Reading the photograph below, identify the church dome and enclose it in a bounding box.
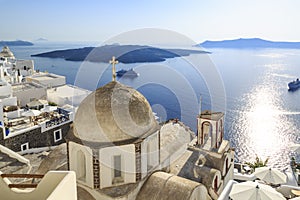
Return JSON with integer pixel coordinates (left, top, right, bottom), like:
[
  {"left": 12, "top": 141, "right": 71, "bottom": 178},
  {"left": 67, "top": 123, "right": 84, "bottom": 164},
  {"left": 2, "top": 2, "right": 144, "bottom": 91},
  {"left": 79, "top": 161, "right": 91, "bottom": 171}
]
[
  {"left": 73, "top": 81, "right": 158, "bottom": 143},
  {"left": 0, "top": 46, "right": 15, "bottom": 58}
]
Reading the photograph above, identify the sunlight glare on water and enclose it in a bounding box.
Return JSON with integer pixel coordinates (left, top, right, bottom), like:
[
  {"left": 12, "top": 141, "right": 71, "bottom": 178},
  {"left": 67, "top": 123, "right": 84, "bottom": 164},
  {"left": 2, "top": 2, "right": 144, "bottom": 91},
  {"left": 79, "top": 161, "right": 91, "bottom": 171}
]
[{"left": 230, "top": 66, "right": 296, "bottom": 170}]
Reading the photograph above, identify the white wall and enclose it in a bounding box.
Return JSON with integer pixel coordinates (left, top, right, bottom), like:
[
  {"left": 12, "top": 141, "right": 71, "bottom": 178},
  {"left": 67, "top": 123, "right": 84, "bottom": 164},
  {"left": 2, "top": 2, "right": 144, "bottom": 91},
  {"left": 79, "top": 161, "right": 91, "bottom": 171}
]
[
  {"left": 140, "top": 132, "right": 160, "bottom": 178},
  {"left": 47, "top": 94, "right": 87, "bottom": 107},
  {"left": 69, "top": 142, "right": 94, "bottom": 188},
  {"left": 145, "top": 131, "right": 159, "bottom": 171},
  {"left": 47, "top": 85, "right": 91, "bottom": 107},
  {"left": 12, "top": 84, "right": 47, "bottom": 107},
  {"left": 1, "top": 96, "right": 17, "bottom": 106},
  {"left": 141, "top": 141, "right": 148, "bottom": 179},
  {"left": 0, "top": 83, "right": 12, "bottom": 98},
  {"left": 99, "top": 144, "right": 136, "bottom": 189},
  {"left": 6, "top": 109, "right": 24, "bottom": 119}
]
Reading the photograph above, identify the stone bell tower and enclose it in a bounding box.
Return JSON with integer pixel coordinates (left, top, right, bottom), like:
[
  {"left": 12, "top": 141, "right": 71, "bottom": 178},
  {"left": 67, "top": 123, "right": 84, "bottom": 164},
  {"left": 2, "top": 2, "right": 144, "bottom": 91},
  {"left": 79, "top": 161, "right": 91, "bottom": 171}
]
[{"left": 197, "top": 110, "right": 224, "bottom": 150}]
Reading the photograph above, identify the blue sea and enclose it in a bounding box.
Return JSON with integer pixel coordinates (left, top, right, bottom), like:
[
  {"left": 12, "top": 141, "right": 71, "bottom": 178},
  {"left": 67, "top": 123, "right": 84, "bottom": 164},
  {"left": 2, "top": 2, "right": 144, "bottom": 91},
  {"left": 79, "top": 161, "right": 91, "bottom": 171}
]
[{"left": 5, "top": 42, "right": 300, "bottom": 169}]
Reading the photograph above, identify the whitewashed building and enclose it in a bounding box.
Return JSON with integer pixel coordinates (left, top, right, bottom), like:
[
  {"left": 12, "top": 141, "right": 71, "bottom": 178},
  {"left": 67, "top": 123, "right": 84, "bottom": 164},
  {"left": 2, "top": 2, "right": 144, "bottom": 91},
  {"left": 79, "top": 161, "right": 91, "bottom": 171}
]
[
  {"left": 12, "top": 82, "right": 47, "bottom": 107},
  {"left": 67, "top": 81, "right": 160, "bottom": 190}
]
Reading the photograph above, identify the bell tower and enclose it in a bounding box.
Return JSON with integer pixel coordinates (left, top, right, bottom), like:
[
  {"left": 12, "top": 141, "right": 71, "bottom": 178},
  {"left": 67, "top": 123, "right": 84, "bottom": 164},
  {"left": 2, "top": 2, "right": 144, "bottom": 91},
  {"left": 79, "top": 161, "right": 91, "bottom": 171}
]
[{"left": 197, "top": 111, "right": 224, "bottom": 149}]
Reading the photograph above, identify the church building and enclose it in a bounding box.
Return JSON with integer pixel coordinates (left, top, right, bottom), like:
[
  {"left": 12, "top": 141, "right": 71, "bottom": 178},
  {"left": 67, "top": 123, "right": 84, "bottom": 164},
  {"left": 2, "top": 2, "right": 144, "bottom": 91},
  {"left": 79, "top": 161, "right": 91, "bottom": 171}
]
[{"left": 66, "top": 57, "right": 234, "bottom": 200}]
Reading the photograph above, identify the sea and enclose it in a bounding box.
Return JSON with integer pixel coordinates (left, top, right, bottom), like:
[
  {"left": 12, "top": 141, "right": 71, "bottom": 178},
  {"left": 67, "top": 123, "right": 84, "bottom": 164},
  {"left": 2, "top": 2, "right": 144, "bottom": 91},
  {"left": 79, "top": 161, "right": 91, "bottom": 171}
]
[{"left": 4, "top": 42, "right": 300, "bottom": 169}]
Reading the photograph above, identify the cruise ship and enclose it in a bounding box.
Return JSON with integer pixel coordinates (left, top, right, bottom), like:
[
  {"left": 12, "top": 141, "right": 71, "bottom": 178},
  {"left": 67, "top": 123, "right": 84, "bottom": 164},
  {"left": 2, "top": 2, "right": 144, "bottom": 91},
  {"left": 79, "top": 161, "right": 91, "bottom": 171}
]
[{"left": 288, "top": 78, "right": 300, "bottom": 91}]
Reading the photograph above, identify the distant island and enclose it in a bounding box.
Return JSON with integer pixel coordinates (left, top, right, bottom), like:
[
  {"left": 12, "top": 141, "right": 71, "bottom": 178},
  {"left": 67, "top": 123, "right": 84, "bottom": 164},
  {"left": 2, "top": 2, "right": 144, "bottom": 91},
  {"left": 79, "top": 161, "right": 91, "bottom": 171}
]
[
  {"left": 199, "top": 38, "right": 300, "bottom": 49},
  {"left": 31, "top": 44, "right": 209, "bottom": 63},
  {"left": 35, "top": 38, "right": 48, "bottom": 42},
  {"left": 0, "top": 40, "right": 34, "bottom": 46}
]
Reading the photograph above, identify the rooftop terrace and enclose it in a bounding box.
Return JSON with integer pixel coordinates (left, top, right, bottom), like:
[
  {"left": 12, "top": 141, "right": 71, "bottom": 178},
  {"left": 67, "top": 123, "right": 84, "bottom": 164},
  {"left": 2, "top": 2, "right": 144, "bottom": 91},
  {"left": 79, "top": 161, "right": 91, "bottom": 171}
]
[{"left": 11, "top": 82, "right": 43, "bottom": 93}]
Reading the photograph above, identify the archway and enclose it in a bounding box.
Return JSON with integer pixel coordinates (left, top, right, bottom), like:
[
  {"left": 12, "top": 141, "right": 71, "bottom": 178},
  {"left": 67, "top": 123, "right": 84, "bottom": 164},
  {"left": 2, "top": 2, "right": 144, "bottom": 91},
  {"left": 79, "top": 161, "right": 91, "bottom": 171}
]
[
  {"left": 201, "top": 121, "right": 213, "bottom": 146},
  {"left": 214, "top": 176, "right": 218, "bottom": 192}
]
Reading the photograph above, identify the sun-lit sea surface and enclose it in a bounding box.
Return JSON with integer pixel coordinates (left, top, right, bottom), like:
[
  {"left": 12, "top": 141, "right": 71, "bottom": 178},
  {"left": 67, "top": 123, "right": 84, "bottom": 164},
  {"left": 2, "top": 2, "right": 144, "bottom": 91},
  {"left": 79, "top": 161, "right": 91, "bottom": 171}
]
[
  {"left": 212, "top": 48, "right": 300, "bottom": 169},
  {"left": 5, "top": 42, "right": 300, "bottom": 169}
]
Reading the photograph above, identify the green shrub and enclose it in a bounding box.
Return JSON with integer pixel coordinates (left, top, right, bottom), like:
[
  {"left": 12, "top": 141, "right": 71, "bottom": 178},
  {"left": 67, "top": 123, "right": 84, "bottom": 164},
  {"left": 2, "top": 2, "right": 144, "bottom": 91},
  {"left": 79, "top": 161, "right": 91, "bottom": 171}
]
[
  {"left": 48, "top": 101, "right": 58, "bottom": 106},
  {"left": 245, "top": 156, "right": 269, "bottom": 170}
]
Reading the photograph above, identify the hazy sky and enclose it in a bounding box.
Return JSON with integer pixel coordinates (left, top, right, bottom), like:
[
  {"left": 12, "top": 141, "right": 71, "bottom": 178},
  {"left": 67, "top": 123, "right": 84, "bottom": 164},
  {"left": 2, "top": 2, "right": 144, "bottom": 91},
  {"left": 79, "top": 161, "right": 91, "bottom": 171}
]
[{"left": 1, "top": 0, "right": 300, "bottom": 43}]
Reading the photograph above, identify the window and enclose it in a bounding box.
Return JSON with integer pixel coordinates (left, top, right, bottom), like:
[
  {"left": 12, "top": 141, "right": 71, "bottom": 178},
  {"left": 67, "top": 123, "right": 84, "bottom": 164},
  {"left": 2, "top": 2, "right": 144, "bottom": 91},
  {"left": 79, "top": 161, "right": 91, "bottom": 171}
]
[
  {"left": 114, "top": 155, "right": 122, "bottom": 178},
  {"left": 77, "top": 150, "right": 86, "bottom": 182},
  {"left": 226, "top": 158, "right": 229, "bottom": 172},
  {"left": 21, "top": 143, "right": 29, "bottom": 152},
  {"left": 201, "top": 121, "right": 212, "bottom": 145},
  {"left": 53, "top": 129, "right": 62, "bottom": 142},
  {"left": 112, "top": 154, "right": 123, "bottom": 184},
  {"left": 147, "top": 143, "right": 153, "bottom": 171},
  {"left": 214, "top": 176, "right": 218, "bottom": 192}
]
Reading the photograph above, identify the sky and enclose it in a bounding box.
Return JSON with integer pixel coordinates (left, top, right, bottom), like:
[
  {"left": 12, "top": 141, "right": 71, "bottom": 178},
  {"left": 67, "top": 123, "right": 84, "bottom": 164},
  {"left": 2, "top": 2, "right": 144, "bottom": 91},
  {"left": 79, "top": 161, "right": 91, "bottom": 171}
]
[{"left": 1, "top": 0, "right": 300, "bottom": 43}]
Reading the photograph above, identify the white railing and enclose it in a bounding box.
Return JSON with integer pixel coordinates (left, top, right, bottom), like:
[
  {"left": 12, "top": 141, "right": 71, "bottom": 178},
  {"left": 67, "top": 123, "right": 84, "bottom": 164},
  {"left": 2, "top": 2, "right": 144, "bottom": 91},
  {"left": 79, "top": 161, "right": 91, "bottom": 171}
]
[{"left": 40, "top": 110, "right": 73, "bottom": 132}]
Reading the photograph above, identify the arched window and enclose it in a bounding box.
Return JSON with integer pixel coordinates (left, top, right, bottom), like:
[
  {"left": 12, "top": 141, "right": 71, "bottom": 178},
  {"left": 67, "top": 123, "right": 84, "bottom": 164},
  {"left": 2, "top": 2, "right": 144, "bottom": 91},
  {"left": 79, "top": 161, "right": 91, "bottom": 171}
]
[
  {"left": 214, "top": 176, "right": 218, "bottom": 192},
  {"left": 77, "top": 150, "right": 86, "bottom": 182},
  {"left": 201, "top": 121, "right": 212, "bottom": 145},
  {"left": 225, "top": 157, "right": 229, "bottom": 173}
]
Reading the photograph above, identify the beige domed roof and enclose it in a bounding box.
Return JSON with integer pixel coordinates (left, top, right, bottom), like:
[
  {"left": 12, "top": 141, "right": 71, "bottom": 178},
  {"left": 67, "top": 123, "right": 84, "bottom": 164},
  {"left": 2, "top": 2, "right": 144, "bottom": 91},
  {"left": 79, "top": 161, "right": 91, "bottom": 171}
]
[
  {"left": 0, "top": 46, "right": 15, "bottom": 58},
  {"left": 73, "top": 81, "right": 158, "bottom": 144}
]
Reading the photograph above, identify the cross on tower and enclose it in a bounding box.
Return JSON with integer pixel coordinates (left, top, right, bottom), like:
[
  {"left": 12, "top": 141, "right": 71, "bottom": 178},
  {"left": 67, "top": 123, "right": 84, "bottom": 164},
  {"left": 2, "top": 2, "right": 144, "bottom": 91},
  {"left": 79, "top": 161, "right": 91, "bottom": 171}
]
[{"left": 109, "top": 56, "right": 119, "bottom": 81}]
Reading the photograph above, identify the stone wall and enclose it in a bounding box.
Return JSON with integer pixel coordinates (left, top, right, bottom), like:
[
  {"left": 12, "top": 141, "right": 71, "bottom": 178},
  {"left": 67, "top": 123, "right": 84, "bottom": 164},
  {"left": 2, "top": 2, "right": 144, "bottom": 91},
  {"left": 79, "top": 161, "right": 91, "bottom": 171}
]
[
  {"left": 0, "top": 122, "right": 71, "bottom": 152},
  {"left": 0, "top": 128, "right": 3, "bottom": 140}
]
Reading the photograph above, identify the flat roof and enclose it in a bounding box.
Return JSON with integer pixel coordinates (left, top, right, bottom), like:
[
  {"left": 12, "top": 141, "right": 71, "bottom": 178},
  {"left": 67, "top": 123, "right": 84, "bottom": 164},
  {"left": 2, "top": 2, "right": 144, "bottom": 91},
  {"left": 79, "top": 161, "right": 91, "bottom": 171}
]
[
  {"left": 28, "top": 72, "right": 65, "bottom": 80},
  {"left": 200, "top": 110, "right": 224, "bottom": 121},
  {"left": 12, "top": 82, "right": 43, "bottom": 92},
  {"left": 47, "top": 84, "right": 91, "bottom": 98},
  {"left": 32, "top": 76, "right": 57, "bottom": 81}
]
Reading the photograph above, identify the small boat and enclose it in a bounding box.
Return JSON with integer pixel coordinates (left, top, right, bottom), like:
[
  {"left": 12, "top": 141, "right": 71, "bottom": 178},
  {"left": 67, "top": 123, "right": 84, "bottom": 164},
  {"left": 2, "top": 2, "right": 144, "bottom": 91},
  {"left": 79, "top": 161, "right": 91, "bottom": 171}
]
[
  {"left": 288, "top": 78, "right": 300, "bottom": 91},
  {"left": 116, "top": 68, "right": 139, "bottom": 77}
]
